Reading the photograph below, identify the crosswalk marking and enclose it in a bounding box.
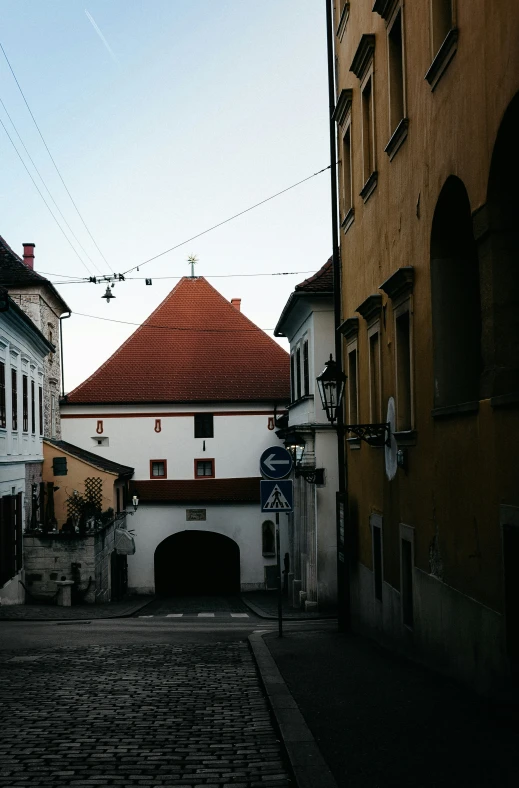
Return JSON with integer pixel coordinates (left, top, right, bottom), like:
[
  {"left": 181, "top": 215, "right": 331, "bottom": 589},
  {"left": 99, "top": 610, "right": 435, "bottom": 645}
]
[
  {"left": 230, "top": 613, "right": 249, "bottom": 618},
  {"left": 198, "top": 613, "right": 215, "bottom": 617},
  {"left": 138, "top": 615, "right": 154, "bottom": 618},
  {"left": 137, "top": 612, "right": 251, "bottom": 619},
  {"left": 166, "top": 613, "right": 183, "bottom": 617}
]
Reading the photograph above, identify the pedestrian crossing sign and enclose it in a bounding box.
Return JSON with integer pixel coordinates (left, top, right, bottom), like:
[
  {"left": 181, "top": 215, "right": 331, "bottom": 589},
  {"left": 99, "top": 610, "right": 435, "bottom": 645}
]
[{"left": 260, "top": 480, "right": 293, "bottom": 512}]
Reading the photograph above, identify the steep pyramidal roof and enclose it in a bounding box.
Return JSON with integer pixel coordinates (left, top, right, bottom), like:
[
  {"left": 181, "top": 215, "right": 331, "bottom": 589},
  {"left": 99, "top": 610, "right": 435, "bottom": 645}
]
[{"left": 66, "top": 277, "right": 290, "bottom": 404}]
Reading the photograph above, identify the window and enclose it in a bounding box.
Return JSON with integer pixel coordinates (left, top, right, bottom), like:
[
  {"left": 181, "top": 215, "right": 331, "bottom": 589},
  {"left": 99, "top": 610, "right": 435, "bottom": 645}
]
[
  {"left": 362, "top": 75, "right": 375, "bottom": 184},
  {"left": 38, "top": 387, "right": 43, "bottom": 436},
  {"left": 52, "top": 457, "right": 67, "bottom": 476},
  {"left": 30, "top": 380, "right": 35, "bottom": 434},
  {"left": 150, "top": 460, "right": 167, "bottom": 478},
  {"left": 22, "top": 375, "right": 28, "bottom": 432},
  {"left": 0, "top": 362, "right": 5, "bottom": 428},
  {"left": 262, "top": 520, "right": 276, "bottom": 557},
  {"left": 11, "top": 369, "right": 17, "bottom": 431},
  {"left": 387, "top": 9, "right": 406, "bottom": 140},
  {"left": 395, "top": 310, "right": 412, "bottom": 430},
  {"left": 50, "top": 394, "right": 57, "bottom": 438},
  {"left": 371, "top": 514, "right": 383, "bottom": 602},
  {"left": 296, "top": 346, "right": 301, "bottom": 400},
  {"left": 303, "top": 340, "right": 309, "bottom": 396},
  {"left": 347, "top": 347, "right": 358, "bottom": 424},
  {"left": 342, "top": 120, "right": 353, "bottom": 222},
  {"left": 431, "top": 0, "right": 453, "bottom": 57},
  {"left": 369, "top": 329, "right": 381, "bottom": 423},
  {"left": 290, "top": 353, "right": 295, "bottom": 402},
  {"left": 195, "top": 459, "right": 215, "bottom": 478},
  {"left": 400, "top": 525, "right": 414, "bottom": 628},
  {"left": 194, "top": 413, "right": 213, "bottom": 439}
]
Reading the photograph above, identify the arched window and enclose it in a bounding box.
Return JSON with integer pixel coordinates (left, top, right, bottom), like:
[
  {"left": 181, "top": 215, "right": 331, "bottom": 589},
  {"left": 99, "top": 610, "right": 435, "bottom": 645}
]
[{"left": 430, "top": 176, "right": 481, "bottom": 409}]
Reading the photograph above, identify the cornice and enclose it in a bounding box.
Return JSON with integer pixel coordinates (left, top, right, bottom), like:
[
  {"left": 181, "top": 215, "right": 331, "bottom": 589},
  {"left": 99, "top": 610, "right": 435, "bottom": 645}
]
[
  {"left": 332, "top": 89, "right": 353, "bottom": 126},
  {"left": 356, "top": 294, "right": 383, "bottom": 323},
  {"left": 379, "top": 267, "right": 414, "bottom": 301},
  {"left": 372, "top": 0, "right": 399, "bottom": 21},
  {"left": 337, "top": 316, "right": 359, "bottom": 340},
  {"left": 350, "top": 34, "right": 375, "bottom": 80}
]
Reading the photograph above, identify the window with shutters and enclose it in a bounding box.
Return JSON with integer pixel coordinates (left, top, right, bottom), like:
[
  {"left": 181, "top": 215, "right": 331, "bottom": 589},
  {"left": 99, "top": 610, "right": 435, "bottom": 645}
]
[
  {"left": 194, "top": 413, "right": 214, "bottom": 439},
  {"left": 11, "top": 369, "right": 17, "bottom": 431},
  {"left": 38, "top": 387, "right": 43, "bottom": 436},
  {"left": 22, "top": 375, "right": 28, "bottom": 432},
  {"left": 303, "top": 340, "right": 310, "bottom": 396},
  {"left": 31, "top": 380, "right": 35, "bottom": 434},
  {"left": 0, "top": 362, "right": 5, "bottom": 428},
  {"left": 296, "top": 346, "right": 301, "bottom": 400}
]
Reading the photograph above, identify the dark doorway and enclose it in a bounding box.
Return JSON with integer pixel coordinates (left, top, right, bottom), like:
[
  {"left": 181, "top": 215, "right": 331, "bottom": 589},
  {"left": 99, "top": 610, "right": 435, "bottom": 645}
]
[
  {"left": 154, "top": 530, "right": 240, "bottom": 596},
  {"left": 110, "top": 552, "right": 128, "bottom": 601}
]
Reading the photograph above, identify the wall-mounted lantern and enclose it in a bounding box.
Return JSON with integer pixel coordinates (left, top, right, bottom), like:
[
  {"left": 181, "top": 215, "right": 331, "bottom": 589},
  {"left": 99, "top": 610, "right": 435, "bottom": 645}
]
[{"left": 132, "top": 495, "right": 139, "bottom": 512}]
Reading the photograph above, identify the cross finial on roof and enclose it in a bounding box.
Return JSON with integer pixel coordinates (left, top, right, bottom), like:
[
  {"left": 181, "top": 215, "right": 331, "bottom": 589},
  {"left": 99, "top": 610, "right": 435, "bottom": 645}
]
[{"left": 187, "top": 255, "right": 198, "bottom": 278}]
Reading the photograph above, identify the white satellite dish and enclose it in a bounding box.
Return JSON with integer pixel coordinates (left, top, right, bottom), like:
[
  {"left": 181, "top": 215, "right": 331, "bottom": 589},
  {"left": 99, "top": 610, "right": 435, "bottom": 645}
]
[{"left": 385, "top": 397, "right": 398, "bottom": 481}]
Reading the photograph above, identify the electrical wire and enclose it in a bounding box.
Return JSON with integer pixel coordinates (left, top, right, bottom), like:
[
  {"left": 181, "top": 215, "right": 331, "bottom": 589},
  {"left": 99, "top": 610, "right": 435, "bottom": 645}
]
[
  {"left": 120, "top": 164, "right": 331, "bottom": 276},
  {"left": 0, "top": 97, "right": 102, "bottom": 274},
  {"left": 0, "top": 39, "right": 108, "bottom": 272},
  {"left": 72, "top": 311, "right": 277, "bottom": 333},
  {"left": 0, "top": 115, "right": 95, "bottom": 276},
  {"left": 38, "top": 269, "right": 318, "bottom": 285}
]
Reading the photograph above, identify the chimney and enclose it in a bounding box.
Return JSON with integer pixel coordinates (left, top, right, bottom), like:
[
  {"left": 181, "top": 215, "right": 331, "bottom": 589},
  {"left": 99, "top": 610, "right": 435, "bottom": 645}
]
[
  {"left": 23, "top": 243, "right": 35, "bottom": 270},
  {"left": 231, "top": 298, "right": 241, "bottom": 311}
]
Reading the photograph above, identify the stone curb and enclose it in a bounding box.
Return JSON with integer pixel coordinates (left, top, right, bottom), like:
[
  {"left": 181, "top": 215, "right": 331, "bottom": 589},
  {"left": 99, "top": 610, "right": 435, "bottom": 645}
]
[
  {"left": 241, "top": 595, "right": 337, "bottom": 621},
  {"left": 0, "top": 596, "right": 155, "bottom": 622},
  {"left": 249, "top": 631, "right": 339, "bottom": 788}
]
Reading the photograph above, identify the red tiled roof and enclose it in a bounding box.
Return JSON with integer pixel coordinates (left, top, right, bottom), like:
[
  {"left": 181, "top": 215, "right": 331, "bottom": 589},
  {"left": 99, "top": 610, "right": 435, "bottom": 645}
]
[
  {"left": 131, "top": 477, "right": 260, "bottom": 503},
  {"left": 66, "top": 277, "right": 290, "bottom": 404},
  {"left": 295, "top": 257, "right": 333, "bottom": 292}
]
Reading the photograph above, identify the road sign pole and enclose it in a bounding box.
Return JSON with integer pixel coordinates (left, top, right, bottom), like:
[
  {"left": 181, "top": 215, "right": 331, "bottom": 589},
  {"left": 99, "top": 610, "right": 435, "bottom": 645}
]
[{"left": 276, "top": 512, "right": 282, "bottom": 638}]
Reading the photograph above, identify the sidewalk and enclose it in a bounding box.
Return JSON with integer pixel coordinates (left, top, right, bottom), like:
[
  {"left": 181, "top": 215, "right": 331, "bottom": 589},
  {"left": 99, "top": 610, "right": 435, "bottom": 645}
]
[
  {"left": 253, "top": 625, "right": 519, "bottom": 788},
  {"left": 242, "top": 590, "right": 337, "bottom": 620},
  {"left": 0, "top": 594, "right": 153, "bottom": 621}
]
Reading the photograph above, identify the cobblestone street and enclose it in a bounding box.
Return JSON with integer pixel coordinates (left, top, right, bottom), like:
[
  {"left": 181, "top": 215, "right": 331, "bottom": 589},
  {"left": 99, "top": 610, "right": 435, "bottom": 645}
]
[{"left": 0, "top": 641, "right": 292, "bottom": 788}]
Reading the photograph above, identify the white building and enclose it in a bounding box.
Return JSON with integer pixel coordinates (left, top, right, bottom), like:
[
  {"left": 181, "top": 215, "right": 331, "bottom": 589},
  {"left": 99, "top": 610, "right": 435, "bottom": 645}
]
[
  {"left": 274, "top": 259, "right": 339, "bottom": 611},
  {"left": 0, "top": 290, "right": 53, "bottom": 604},
  {"left": 61, "top": 276, "right": 290, "bottom": 595}
]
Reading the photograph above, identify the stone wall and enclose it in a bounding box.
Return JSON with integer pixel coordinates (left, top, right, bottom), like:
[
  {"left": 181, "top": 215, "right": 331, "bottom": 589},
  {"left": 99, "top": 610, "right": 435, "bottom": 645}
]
[
  {"left": 24, "top": 520, "right": 118, "bottom": 604},
  {"left": 24, "top": 462, "right": 43, "bottom": 531}
]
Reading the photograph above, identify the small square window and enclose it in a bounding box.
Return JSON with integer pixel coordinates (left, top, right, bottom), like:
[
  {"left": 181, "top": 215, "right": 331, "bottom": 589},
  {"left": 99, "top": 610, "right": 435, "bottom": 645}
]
[
  {"left": 150, "top": 460, "right": 167, "bottom": 478},
  {"left": 194, "top": 413, "right": 213, "bottom": 438},
  {"left": 195, "top": 459, "right": 215, "bottom": 478}
]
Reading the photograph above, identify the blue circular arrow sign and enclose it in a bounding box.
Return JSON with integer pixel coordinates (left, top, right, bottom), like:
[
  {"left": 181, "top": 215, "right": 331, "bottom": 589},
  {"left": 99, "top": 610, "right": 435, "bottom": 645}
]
[{"left": 260, "top": 445, "right": 293, "bottom": 480}]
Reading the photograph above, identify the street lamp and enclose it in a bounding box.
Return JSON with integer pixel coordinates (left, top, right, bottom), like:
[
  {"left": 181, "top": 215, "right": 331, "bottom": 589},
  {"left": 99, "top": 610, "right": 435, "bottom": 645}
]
[
  {"left": 316, "top": 355, "right": 346, "bottom": 425},
  {"left": 284, "top": 432, "right": 324, "bottom": 485},
  {"left": 132, "top": 495, "right": 139, "bottom": 512}
]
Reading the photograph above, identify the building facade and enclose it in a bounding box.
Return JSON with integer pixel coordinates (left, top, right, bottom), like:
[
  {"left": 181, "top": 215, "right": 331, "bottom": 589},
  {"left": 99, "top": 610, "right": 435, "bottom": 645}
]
[
  {"left": 332, "top": 0, "right": 519, "bottom": 693},
  {"left": 274, "top": 259, "right": 338, "bottom": 611},
  {"left": 0, "top": 292, "right": 53, "bottom": 604},
  {"left": 61, "top": 276, "right": 290, "bottom": 596},
  {"left": 1, "top": 237, "right": 70, "bottom": 440}
]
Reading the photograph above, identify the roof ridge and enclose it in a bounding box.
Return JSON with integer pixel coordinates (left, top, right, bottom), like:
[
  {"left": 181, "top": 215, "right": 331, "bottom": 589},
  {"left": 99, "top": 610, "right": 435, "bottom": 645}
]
[{"left": 295, "top": 257, "right": 333, "bottom": 291}]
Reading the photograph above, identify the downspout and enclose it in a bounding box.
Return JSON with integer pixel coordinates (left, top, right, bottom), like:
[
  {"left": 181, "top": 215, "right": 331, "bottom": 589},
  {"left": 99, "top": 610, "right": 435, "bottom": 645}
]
[
  {"left": 59, "top": 312, "right": 71, "bottom": 397},
  {"left": 326, "top": 0, "right": 351, "bottom": 632}
]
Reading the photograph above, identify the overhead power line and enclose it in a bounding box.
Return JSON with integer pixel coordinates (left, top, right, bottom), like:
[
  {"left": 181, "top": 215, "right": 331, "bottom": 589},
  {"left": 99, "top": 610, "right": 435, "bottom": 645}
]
[
  {"left": 0, "top": 115, "right": 95, "bottom": 276},
  {"left": 0, "top": 97, "right": 102, "bottom": 274},
  {"left": 73, "top": 311, "right": 277, "bottom": 333},
  {"left": 0, "top": 39, "right": 108, "bottom": 272},
  {"left": 121, "top": 164, "right": 332, "bottom": 276},
  {"left": 39, "top": 269, "right": 318, "bottom": 285}
]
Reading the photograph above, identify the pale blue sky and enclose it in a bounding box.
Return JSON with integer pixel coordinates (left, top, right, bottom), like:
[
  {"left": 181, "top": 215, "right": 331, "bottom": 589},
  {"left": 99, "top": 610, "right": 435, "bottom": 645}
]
[{"left": 0, "top": 1, "right": 332, "bottom": 391}]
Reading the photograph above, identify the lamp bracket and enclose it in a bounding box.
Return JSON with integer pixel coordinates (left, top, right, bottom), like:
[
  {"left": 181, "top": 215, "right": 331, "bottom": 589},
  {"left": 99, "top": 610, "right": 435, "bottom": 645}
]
[
  {"left": 344, "top": 422, "right": 390, "bottom": 447},
  {"left": 295, "top": 467, "right": 325, "bottom": 485}
]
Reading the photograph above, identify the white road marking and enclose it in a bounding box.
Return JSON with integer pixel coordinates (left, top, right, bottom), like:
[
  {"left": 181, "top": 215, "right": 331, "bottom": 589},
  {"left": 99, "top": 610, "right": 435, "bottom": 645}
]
[
  {"left": 230, "top": 613, "right": 249, "bottom": 618},
  {"left": 138, "top": 615, "right": 154, "bottom": 618},
  {"left": 198, "top": 613, "right": 215, "bottom": 617},
  {"left": 166, "top": 613, "right": 183, "bottom": 617}
]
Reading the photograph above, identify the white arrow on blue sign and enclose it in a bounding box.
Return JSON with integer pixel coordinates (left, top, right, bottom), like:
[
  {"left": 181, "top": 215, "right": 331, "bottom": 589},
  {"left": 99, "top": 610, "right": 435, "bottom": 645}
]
[{"left": 259, "top": 445, "right": 293, "bottom": 480}]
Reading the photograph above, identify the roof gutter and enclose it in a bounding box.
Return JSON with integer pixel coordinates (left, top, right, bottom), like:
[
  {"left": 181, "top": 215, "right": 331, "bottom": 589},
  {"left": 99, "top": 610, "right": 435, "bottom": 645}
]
[{"left": 59, "top": 311, "right": 72, "bottom": 397}]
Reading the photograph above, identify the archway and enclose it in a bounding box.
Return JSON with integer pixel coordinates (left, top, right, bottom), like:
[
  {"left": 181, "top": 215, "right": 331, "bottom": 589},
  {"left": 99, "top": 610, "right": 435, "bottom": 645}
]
[
  {"left": 430, "top": 175, "right": 481, "bottom": 408},
  {"left": 154, "top": 530, "right": 240, "bottom": 596}
]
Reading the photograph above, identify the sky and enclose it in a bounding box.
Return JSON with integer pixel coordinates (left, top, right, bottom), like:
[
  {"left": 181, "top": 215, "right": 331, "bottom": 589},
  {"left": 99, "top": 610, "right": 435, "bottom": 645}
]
[{"left": 0, "top": 1, "right": 332, "bottom": 392}]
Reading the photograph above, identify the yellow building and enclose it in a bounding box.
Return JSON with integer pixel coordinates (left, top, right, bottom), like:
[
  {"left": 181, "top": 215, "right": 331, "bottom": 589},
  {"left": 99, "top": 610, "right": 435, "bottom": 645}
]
[{"left": 332, "top": 0, "right": 519, "bottom": 693}]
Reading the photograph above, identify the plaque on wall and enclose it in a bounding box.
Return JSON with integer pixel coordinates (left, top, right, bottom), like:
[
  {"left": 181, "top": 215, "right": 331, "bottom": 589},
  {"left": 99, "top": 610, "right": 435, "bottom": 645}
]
[{"left": 186, "top": 509, "right": 206, "bottom": 521}]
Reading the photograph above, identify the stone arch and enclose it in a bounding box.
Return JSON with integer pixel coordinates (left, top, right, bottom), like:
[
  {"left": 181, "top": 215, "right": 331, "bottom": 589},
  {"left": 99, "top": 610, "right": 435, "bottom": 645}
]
[
  {"left": 430, "top": 176, "right": 482, "bottom": 408},
  {"left": 154, "top": 529, "right": 240, "bottom": 595},
  {"left": 478, "top": 92, "right": 519, "bottom": 398}
]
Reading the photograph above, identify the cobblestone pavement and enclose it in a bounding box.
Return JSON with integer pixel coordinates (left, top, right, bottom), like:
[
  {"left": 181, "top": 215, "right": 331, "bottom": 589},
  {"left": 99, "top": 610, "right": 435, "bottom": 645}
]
[
  {"left": 0, "top": 595, "right": 153, "bottom": 621},
  {"left": 0, "top": 641, "right": 292, "bottom": 788}
]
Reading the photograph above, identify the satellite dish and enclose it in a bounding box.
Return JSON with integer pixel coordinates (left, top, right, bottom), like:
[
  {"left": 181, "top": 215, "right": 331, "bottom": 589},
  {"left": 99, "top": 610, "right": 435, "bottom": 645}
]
[{"left": 385, "top": 397, "right": 398, "bottom": 481}]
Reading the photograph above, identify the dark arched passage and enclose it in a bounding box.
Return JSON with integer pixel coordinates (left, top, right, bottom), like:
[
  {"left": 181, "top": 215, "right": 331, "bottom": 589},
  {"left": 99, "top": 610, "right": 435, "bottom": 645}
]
[{"left": 154, "top": 530, "right": 240, "bottom": 596}]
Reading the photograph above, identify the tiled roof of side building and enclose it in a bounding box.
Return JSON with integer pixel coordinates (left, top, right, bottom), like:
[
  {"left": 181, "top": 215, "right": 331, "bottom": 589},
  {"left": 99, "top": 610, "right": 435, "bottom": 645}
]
[
  {"left": 130, "top": 478, "right": 260, "bottom": 503},
  {"left": 44, "top": 439, "right": 134, "bottom": 477},
  {"left": 0, "top": 235, "right": 70, "bottom": 312},
  {"left": 294, "top": 257, "right": 333, "bottom": 292},
  {"left": 65, "top": 277, "right": 290, "bottom": 404}
]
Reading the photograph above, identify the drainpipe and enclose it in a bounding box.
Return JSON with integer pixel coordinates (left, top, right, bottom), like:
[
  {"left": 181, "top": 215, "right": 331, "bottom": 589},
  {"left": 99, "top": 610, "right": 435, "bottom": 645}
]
[
  {"left": 59, "top": 312, "right": 72, "bottom": 398},
  {"left": 326, "top": 0, "right": 351, "bottom": 632}
]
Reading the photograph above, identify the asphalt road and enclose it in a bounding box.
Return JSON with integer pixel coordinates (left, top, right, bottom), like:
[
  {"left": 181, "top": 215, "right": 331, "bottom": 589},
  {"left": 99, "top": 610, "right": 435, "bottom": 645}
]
[{"left": 0, "top": 596, "right": 303, "bottom": 788}]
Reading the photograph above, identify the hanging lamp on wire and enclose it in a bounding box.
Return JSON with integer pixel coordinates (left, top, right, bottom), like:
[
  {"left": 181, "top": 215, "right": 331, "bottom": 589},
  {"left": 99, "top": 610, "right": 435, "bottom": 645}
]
[{"left": 101, "top": 285, "right": 115, "bottom": 304}]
